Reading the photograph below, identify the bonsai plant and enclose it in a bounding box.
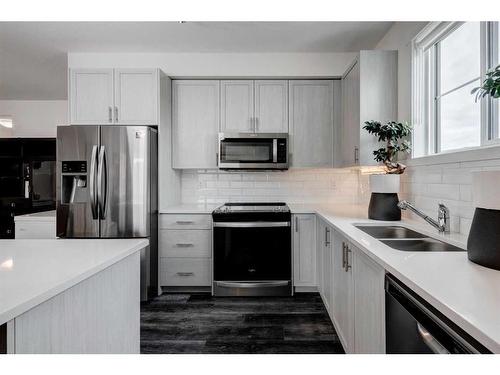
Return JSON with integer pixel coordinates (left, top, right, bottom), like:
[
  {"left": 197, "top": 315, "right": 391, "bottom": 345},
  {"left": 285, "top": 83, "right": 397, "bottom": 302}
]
[
  {"left": 362, "top": 120, "right": 411, "bottom": 221},
  {"left": 471, "top": 64, "right": 500, "bottom": 101},
  {"left": 363, "top": 120, "right": 412, "bottom": 174}
]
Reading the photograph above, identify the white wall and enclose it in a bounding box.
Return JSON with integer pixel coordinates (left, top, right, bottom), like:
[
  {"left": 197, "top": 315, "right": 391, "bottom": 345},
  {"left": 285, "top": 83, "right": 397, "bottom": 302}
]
[
  {"left": 0, "top": 100, "right": 67, "bottom": 138},
  {"left": 67, "top": 52, "right": 356, "bottom": 78}
]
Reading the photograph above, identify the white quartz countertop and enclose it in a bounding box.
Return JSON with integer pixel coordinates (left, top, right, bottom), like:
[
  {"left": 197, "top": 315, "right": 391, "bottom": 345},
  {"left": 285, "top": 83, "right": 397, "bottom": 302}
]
[
  {"left": 310, "top": 204, "right": 500, "bottom": 353},
  {"left": 14, "top": 210, "right": 56, "bottom": 222},
  {"left": 160, "top": 202, "right": 500, "bottom": 352},
  {"left": 0, "top": 238, "right": 148, "bottom": 326}
]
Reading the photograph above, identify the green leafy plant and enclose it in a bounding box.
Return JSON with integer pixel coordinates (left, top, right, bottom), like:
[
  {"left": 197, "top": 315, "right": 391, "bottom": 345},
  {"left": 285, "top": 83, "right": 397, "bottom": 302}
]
[
  {"left": 471, "top": 64, "right": 500, "bottom": 101},
  {"left": 363, "top": 121, "right": 412, "bottom": 174}
]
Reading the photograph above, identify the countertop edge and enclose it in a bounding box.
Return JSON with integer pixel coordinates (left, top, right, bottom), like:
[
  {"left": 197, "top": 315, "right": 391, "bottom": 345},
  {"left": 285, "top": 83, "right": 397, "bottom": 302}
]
[{"left": 0, "top": 239, "right": 148, "bottom": 326}]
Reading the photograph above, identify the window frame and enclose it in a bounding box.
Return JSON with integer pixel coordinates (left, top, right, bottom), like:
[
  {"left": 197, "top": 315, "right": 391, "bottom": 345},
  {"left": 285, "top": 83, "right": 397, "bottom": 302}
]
[{"left": 412, "top": 21, "right": 500, "bottom": 158}]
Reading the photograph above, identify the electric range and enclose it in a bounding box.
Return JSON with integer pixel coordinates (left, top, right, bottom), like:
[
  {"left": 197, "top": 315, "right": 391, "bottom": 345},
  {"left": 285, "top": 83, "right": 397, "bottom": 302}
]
[{"left": 212, "top": 202, "right": 292, "bottom": 296}]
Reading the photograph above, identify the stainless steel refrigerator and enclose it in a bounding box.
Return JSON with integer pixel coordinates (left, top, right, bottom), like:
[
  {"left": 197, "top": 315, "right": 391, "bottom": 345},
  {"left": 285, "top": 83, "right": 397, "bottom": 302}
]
[{"left": 56, "top": 125, "right": 158, "bottom": 301}]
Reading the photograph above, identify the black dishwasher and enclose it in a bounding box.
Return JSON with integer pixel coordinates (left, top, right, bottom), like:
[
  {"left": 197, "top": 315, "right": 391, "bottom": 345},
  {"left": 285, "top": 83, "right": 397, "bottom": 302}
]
[{"left": 385, "top": 274, "right": 490, "bottom": 354}]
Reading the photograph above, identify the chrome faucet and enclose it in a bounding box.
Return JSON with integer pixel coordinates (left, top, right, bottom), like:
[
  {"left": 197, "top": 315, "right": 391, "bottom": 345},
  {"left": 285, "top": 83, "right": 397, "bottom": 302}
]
[{"left": 397, "top": 200, "right": 450, "bottom": 233}]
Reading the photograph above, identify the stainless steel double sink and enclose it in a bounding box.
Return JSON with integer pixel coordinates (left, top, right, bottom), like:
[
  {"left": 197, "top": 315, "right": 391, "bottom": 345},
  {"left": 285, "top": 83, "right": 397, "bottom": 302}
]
[{"left": 354, "top": 225, "right": 465, "bottom": 252}]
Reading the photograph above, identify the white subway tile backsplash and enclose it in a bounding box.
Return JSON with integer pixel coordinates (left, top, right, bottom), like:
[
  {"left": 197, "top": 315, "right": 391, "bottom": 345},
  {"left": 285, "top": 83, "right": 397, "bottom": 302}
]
[
  {"left": 402, "top": 157, "right": 500, "bottom": 237},
  {"left": 459, "top": 185, "right": 472, "bottom": 202},
  {"left": 180, "top": 158, "right": 496, "bottom": 237},
  {"left": 181, "top": 169, "right": 360, "bottom": 206},
  {"left": 425, "top": 184, "right": 460, "bottom": 201},
  {"left": 460, "top": 217, "right": 473, "bottom": 235}
]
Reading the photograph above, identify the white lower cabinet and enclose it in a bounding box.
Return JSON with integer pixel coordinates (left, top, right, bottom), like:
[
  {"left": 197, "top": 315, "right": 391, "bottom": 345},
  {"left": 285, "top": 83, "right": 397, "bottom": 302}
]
[
  {"left": 331, "top": 230, "right": 355, "bottom": 353},
  {"left": 15, "top": 221, "right": 56, "bottom": 239},
  {"left": 159, "top": 214, "right": 212, "bottom": 288},
  {"left": 322, "top": 225, "right": 333, "bottom": 317},
  {"left": 353, "top": 245, "right": 385, "bottom": 353},
  {"left": 319, "top": 228, "right": 385, "bottom": 354},
  {"left": 160, "top": 258, "right": 211, "bottom": 286},
  {"left": 292, "top": 214, "right": 317, "bottom": 288},
  {"left": 317, "top": 219, "right": 333, "bottom": 313}
]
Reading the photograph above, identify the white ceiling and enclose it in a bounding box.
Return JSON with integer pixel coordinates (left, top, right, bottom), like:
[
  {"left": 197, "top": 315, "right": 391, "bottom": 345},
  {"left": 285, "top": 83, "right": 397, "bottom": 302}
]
[{"left": 0, "top": 22, "right": 393, "bottom": 100}]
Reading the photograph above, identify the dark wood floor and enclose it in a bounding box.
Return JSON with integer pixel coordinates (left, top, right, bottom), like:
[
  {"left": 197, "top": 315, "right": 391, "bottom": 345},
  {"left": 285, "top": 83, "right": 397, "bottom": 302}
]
[{"left": 140, "top": 293, "right": 345, "bottom": 354}]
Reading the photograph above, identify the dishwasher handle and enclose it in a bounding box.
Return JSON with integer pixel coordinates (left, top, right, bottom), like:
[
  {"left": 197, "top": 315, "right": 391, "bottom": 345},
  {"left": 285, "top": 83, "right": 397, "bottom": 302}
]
[{"left": 417, "top": 323, "right": 450, "bottom": 354}]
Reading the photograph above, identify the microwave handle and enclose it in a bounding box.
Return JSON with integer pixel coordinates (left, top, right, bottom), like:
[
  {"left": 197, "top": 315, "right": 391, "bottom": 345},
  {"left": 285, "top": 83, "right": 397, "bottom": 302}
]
[{"left": 272, "top": 139, "right": 277, "bottom": 163}]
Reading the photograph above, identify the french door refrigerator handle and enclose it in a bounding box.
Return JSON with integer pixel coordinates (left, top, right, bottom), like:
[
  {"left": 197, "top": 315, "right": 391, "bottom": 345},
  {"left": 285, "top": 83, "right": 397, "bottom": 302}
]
[
  {"left": 89, "top": 145, "right": 98, "bottom": 220},
  {"left": 97, "top": 145, "right": 108, "bottom": 220}
]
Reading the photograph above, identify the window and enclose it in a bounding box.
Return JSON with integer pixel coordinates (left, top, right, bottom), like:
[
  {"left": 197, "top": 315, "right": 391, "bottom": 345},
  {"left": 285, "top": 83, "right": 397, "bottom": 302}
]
[{"left": 412, "top": 22, "right": 500, "bottom": 157}]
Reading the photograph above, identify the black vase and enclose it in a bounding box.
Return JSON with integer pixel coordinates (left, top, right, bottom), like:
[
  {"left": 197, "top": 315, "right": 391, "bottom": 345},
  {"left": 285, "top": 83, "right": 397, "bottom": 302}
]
[
  {"left": 368, "top": 193, "right": 401, "bottom": 221},
  {"left": 467, "top": 207, "right": 500, "bottom": 270}
]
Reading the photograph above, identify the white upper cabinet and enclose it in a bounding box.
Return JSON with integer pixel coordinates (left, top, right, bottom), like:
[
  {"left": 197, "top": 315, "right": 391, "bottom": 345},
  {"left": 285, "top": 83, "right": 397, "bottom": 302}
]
[
  {"left": 70, "top": 69, "right": 114, "bottom": 125},
  {"left": 220, "top": 80, "right": 254, "bottom": 133},
  {"left": 341, "top": 62, "right": 361, "bottom": 167},
  {"left": 292, "top": 214, "right": 317, "bottom": 287},
  {"left": 172, "top": 80, "right": 220, "bottom": 169},
  {"left": 220, "top": 80, "right": 289, "bottom": 133},
  {"left": 254, "top": 80, "right": 288, "bottom": 133},
  {"left": 289, "top": 80, "right": 335, "bottom": 168},
  {"left": 114, "top": 69, "right": 159, "bottom": 125},
  {"left": 69, "top": 68, "right": 159, "bottom": 125},
  {"left": 339, "top": 50, "right": 398, "bottom": 167}
]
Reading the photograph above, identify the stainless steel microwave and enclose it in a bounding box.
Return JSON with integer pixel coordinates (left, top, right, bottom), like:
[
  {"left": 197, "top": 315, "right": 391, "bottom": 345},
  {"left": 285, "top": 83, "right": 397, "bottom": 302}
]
[{"left": 218, "top": 133, "right": 289, "bottom": 170}]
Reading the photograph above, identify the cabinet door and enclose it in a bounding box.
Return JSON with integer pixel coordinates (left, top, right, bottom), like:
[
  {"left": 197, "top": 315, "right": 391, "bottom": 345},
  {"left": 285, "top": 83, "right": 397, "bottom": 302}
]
[
  {"left": 293, "top": 214, "right": 316, "bottom": 287},
  {"left": 114, "top": 69, "right": 159, "bottom": 125},
  {"left": 316, "top": 219, "right": 326, "bottom": 296},
  {"left": 341, "top": 61, "right": 360, "bottom": 167},
  {"left": 331, "top": 230, "right": 354, "bottom": 353},
  {"left": 322, "top": 226, "right": 333, "bottom": 315},
  {"left": 289, "top": 80, "right": 334, "bottom": 167},
  {"left": 353, "top": 246, "right": 385, "bottom": 353},
  {"left": 254, "top": 80, "right": 288, "bottom": 133},
  {"left": 220, "top": 80, "right": 254, "bottom": 133},
  {"left": 70, "top": 69, "right": 114, "bottom": 125},
  {"left": 172, "top": 80, "right": 220, "bottom": 169}
]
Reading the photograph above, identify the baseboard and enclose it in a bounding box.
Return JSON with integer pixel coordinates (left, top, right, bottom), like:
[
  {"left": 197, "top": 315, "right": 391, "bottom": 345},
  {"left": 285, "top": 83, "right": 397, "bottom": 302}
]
[{"left": 294, "top": 286, "right": 318, "bottom": 293}]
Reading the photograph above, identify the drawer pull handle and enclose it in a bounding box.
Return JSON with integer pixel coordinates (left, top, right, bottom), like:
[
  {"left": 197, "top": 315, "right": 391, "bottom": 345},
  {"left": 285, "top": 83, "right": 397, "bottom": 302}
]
[
  {"left": 176, "top": 243, "right": 194, "bottom": 247},
  {"left": 176, "top": 272, "right": 194, "bottom": 277},
  {"left": 176, "top": 221, "right": 194, "bottom": 225}
]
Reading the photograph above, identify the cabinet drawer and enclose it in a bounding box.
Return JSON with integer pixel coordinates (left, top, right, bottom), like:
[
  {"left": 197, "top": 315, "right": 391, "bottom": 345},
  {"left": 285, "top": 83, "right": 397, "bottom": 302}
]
[
  {"left": 15, "top": 222, "right": 56, "bottom": 239},
  {"left": 160, "top": 258, "right": 211, "bottom": 286},
  {"left": 159, "top": 230, "right": 211, "bottom": 258},
  {"left": 160, "top": 214, "right": 212, "bottom": 230}
]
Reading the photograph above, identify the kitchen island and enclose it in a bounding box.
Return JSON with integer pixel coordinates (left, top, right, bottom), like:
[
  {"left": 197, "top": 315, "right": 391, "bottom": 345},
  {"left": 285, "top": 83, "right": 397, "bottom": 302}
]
[{"left": 0, "top": 238, "right": 148, "bottom": 354}]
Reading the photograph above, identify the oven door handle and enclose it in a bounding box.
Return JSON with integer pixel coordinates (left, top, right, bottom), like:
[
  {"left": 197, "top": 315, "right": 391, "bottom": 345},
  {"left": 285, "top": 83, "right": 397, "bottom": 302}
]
[
  {"left": 213, "top": 222, "right": 290, "bottom": 228},
  {"left": 214, "top": 281, "right": 290, "bottom": 288}
]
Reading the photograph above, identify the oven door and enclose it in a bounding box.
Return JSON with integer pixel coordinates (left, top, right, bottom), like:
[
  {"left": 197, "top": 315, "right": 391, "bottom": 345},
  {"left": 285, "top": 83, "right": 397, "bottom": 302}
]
[
  {"left": 218, "top": 133, "right": 287, "bottom": 170},
  {"left": 213, "top": 221, "right": 292, "bottom": 296}
]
